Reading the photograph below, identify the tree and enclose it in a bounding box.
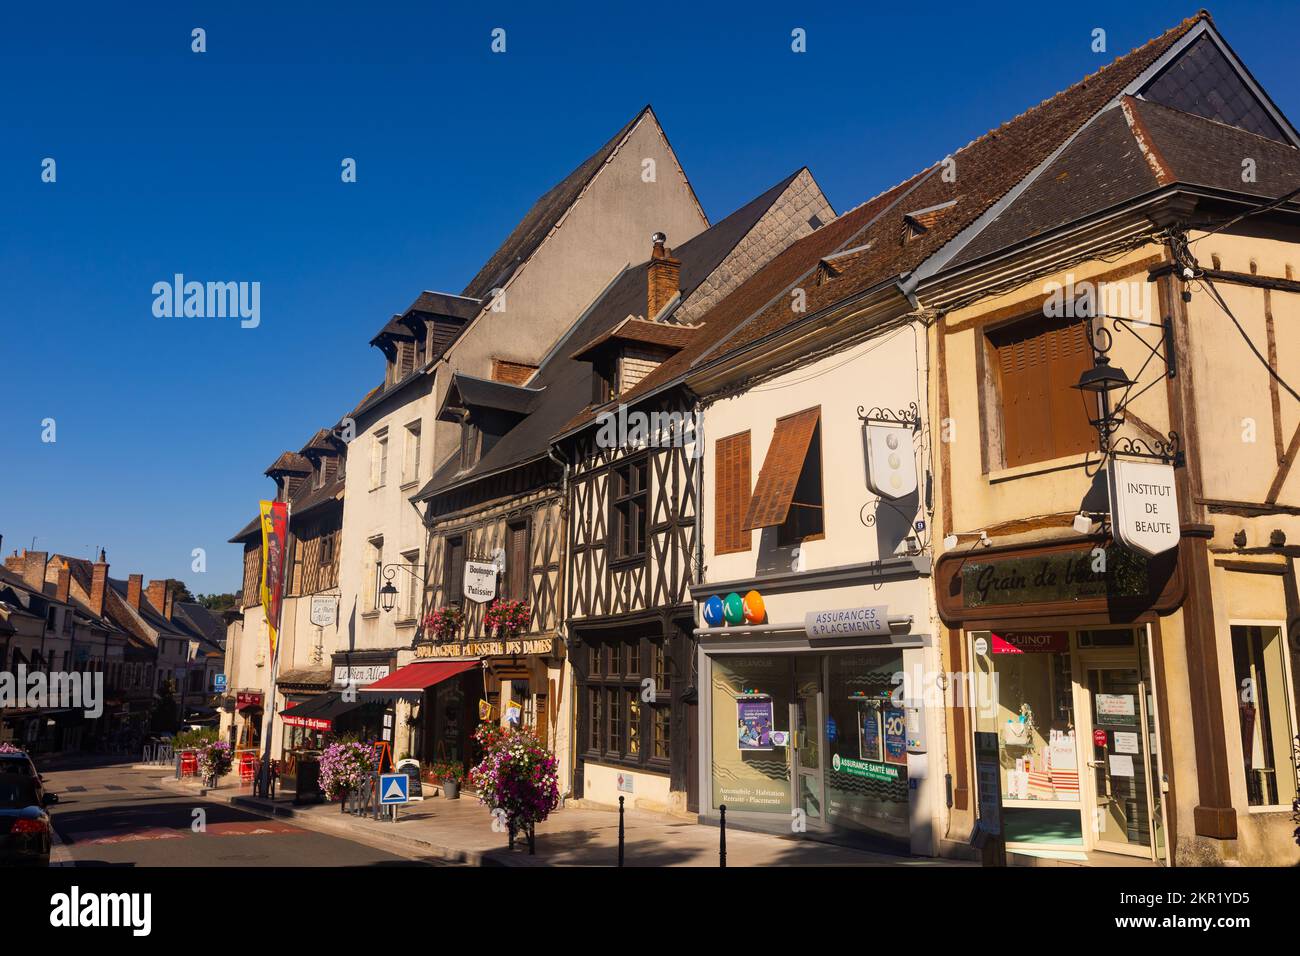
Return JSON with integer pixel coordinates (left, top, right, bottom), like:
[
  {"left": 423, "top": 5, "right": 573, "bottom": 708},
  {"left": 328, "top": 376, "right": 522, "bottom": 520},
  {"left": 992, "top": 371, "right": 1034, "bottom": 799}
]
[
  {"left": 166, "top": 579, "right": 197, "bottom": 604},
  {"left": 196, "top": 592, "right": 238, "bottom": 613}
]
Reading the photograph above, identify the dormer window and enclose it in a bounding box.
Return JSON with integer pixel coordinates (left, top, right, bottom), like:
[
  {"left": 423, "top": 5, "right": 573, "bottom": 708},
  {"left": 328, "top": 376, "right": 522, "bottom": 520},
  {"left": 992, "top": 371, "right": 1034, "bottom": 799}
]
[{"left": 459, "top": 417, "right": 479, "bottom": 471}]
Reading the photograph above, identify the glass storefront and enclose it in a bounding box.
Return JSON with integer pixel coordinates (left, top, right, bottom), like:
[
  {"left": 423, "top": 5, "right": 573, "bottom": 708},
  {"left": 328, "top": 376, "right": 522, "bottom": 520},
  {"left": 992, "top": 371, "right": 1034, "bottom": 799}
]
[
  {"left": 969, "top": 626, "right": 1167, "bottom": 860},
  {"left": 708, "top": 649, "right": 911, "bottom": 845}
]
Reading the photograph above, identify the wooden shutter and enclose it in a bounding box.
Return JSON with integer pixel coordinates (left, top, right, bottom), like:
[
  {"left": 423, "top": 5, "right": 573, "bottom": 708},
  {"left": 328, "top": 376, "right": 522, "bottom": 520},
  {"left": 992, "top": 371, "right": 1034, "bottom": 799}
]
[
  {"left": 714, "top": 431, "right": 752, "bottom": 554},
  {"left": 508, "top": 522, "right": 529, "bottom": 601},
  {"left": 743, "top": 407, "right": 821, "bottom": 531},
  {"left": 445, "top": 537, "right": 465, "bottom": 602},
  {"left": 399, "top": 341, "right": 416, "bottom": 377},
  {"left": 993, "top": 316, "right": 1096, "bottom": 468}
]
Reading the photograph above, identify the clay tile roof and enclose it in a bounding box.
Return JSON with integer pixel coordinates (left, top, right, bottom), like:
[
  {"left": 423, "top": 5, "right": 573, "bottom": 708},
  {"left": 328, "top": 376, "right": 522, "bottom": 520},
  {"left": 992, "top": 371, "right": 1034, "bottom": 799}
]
[
  {"left": 558, "top": 12, "right": 1207, "bottom": 436},
  {"left": 570, "top": 318, "right": 699, "bottom": 362}
]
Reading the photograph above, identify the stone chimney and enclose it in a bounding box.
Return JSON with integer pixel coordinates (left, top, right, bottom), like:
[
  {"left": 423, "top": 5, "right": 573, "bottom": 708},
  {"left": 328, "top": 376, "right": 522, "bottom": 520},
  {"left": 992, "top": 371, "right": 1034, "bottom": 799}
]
[
  {"left": 646, "top": 232, "right": 681, "bottom": 320},
  {"left": 55, "top": 562, "right": 71, "bottom": 604},
  {"left": 90, "top": 551, "right": 109, "bottom": 618},
  {"left": 127, "top": 574, "right": 143, "bottom": 612},
  {"left": 22, "top": 550, "right": 48, "bottom": 592},
  {"left": 146, "top": 579, "right": 171, "bottom": 619}
]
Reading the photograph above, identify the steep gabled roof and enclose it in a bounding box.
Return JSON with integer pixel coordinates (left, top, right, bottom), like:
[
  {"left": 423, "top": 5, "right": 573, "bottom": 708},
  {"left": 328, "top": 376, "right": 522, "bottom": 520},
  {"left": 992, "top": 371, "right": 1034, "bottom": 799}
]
[
  {"left": 460, "top": 106, "right": 683, "bottom": 302},
  {"left": 419, "top": 168, "right": 823, "bottom": 501}
]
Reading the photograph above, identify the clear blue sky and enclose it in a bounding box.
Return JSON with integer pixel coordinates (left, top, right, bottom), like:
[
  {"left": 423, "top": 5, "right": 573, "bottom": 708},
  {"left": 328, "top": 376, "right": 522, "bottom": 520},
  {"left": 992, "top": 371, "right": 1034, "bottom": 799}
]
[{"left": 1, "top": 2, "right": 1294, "bottom": 594}]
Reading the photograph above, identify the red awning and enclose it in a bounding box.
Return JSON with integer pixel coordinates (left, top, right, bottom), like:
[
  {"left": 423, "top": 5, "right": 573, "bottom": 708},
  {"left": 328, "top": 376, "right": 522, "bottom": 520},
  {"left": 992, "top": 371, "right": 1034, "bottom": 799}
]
[{"left": 358, "top": 660, "right": 478, "bottom": 694}]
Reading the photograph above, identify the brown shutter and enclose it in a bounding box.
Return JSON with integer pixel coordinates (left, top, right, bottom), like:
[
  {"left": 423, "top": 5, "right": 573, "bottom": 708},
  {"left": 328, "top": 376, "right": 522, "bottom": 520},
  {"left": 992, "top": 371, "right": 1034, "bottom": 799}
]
[
  {"left": 714, "top": 431, "right": 752, "bottom": 554},
  {"left": 994, "top": 316, "right": 1097, "bottom": 468},
  {"left": 509, "top": 523, "right": 529, "bottom": 601},
  {"left": 743, "top": 407, "right": 821, "bottom": 531}
]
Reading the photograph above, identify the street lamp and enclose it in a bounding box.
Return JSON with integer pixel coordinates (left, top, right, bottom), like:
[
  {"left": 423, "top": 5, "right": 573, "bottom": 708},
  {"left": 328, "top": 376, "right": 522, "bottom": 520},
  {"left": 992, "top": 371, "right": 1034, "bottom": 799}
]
[
  {"left": 379, "top": 580, "right": 399, "bottom": 613},
  {"left": 378, "top": 562, "right": 426, "bottom": 614}
]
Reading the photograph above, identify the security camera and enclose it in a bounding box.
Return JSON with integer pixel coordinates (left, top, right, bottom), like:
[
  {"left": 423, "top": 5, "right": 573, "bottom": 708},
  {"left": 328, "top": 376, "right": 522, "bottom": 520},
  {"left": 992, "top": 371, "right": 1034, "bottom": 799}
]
[{"left": 1182, "top": 266, "right": 1194, "bottom": 280}]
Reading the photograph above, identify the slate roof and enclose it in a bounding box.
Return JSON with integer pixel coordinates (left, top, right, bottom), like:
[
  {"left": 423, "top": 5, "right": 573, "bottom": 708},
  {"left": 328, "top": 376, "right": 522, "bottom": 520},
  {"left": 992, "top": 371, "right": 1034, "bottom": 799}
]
[
  {"left": 560, "top": 13, "right": 1209, "bottom": 432},
  {"left": 460, "top": 105, "right": 665, "bottom": 302},
  {"left": 173, "top": 601, "right": 227, "bottom": 647},
  {"left": 416, "top": 168, "right": 810, "bottom": 501}
]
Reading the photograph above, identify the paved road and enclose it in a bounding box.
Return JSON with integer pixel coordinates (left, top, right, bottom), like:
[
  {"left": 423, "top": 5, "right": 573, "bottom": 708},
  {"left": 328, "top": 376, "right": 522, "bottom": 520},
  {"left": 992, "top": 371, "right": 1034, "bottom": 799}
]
[{"left": 37, "top": 756, "right": 444, "bottom": 867}]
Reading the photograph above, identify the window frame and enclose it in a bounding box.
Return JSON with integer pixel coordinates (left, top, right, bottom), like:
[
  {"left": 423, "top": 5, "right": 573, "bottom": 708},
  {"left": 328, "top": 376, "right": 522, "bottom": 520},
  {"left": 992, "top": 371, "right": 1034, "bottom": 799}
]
[
  {"left": 609, "top": 455, "right": 650, "bottom": 564},
  {"left": 402, "top": 420, "right": 422, "bottom": 486},
  {"left": 581, "top": 634, "right": 671, "bottom": 772},
  {"left": 1229, "top": 618, "right": 1298, "bottom": 810}
]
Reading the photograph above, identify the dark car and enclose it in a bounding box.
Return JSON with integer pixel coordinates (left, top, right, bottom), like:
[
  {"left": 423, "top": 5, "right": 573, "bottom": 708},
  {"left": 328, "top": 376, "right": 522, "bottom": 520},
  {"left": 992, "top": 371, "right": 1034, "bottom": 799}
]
[
  {"left": 0, "top": 773, "right": 54, "bottom": 866},
  {"left": 0, "top": 752, "right": 48, "bottom": 806}
]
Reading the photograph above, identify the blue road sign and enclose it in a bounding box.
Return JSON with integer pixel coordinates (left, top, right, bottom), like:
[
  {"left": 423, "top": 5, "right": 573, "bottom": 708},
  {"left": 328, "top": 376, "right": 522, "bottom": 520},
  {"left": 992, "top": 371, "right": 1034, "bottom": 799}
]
[
  {"left": 379, "top": 772, "right": 410, "bottom": 805},
  {"left": 214, "top": 674, "right": 227, "bottom": 692}
]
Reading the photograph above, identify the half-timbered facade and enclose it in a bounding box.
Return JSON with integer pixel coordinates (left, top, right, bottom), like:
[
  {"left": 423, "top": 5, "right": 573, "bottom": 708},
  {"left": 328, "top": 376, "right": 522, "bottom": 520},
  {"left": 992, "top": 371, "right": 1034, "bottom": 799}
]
[{"left": 555, "top": 169, "right": 834, "bottom": 813}]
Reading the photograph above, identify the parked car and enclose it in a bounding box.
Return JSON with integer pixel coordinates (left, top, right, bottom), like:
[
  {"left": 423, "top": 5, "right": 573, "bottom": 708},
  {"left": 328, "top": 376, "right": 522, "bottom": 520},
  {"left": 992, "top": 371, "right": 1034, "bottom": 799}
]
[
  {"left": 0, "top": 773, "right": 55, "bottom": 866},
  {"left": 0, "top": 752, "right": 51, "bottom": 807}
]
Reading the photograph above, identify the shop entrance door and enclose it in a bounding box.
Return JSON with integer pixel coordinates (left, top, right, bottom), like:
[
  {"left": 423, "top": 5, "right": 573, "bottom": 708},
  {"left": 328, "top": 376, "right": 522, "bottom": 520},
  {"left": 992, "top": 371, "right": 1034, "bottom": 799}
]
[
  {"left": 792, "top": 657, "right": 826, "bottom": 830},
  {"left": 1080, "top": 666, "right": 1157, "bottom": 859}
]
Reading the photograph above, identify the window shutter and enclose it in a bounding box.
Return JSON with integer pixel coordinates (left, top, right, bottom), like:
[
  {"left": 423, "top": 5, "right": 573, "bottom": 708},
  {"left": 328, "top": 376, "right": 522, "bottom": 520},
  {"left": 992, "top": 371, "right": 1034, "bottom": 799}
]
[
  {"left": 743, "top": 408, "right": 821, "bottom": 531},
  {"left": 714, "top": 432, "right": 752, "bottom": 554},
  {"left": 509, "top": 523, "right": 529, "bottom": 601},
  {"left": 993, "top": 316, "right": 1097, "bottom": 467}
]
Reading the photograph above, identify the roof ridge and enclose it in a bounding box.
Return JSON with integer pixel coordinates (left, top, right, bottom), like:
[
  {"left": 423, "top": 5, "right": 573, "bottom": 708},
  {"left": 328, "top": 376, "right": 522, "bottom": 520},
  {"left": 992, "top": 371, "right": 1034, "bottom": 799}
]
[{"left": 941, "top": 13, "right": 1207, "bottom": 164}]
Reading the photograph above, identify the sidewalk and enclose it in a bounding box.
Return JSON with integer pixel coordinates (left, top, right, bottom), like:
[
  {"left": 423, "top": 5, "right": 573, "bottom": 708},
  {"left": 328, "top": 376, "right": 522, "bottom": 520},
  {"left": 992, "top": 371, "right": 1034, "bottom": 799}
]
[{"left": 159, "top": 774, "right": 960, "bottom": 867}]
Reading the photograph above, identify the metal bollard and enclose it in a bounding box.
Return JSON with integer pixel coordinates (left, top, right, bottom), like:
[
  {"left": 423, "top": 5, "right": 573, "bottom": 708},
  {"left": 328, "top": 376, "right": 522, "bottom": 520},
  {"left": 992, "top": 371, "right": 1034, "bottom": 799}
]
[
  {"left": 174, "top": 752, "right": 181, "bottom": 781},
  {"left": 719, "top": 804, "right": 727, "bottom": 868},
  {"left": 618, "top": 795, "right": 625, "bottom": 867}
]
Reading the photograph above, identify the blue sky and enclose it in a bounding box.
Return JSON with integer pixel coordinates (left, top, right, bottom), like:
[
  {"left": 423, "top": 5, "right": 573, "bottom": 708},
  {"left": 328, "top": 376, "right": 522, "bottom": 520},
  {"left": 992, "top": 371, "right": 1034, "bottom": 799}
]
[{"left": 1, "top": 2, "right": 1295, "bottom": 594}]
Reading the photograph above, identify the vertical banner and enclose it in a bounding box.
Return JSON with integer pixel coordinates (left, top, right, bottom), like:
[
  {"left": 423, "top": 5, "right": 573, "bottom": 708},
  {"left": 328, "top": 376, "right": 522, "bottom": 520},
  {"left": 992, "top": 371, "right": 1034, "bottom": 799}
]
[{"left": 259, "top": 500, "right": 289, "bottom": 662}]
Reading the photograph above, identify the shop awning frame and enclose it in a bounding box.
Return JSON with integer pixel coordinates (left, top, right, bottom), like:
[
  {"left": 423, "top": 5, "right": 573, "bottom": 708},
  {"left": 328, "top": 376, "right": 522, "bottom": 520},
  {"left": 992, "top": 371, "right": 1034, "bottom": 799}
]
[
  {"left": 279, "top": 691, "right": 365, "bottom": 731},
  {"left": 357, "top": 660, "right": 481, "bottom": 700}
]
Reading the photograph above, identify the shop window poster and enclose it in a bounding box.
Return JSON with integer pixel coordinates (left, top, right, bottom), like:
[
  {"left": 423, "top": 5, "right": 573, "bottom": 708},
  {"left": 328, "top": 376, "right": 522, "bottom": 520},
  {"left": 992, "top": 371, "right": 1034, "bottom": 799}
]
[
  {"left": 737, "top": 698, "right": 774, "bottom": 751},
  {"left": 860, "top": 705, "right": 882, "bottom": 762},
  {"left": 883, "top": 707, "right": 907, "bottom": 765}
]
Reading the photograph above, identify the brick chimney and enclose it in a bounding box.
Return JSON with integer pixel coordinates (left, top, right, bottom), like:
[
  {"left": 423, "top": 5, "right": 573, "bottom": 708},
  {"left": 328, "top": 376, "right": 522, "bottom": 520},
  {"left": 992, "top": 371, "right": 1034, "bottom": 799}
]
[
  {"left": 127, "top": 574, "right": 143, "bottom": 612},
  {"left": 4, "top": 552, "right": 23, "bottom": 574},
  {"left": 90, "top": 551, "right": 109, "bottom": 618},
  {"left": 22, "top": 550, "right": 48, "bottom": 592},
  {"left": 55, "top": 562, "right": 71, "bottom": 604},
  {"left": 646, "top": 232, "right": 681, "bottom": 320},
  {"left": 146, "top": 579, "right": 171, "bottom": 619}
]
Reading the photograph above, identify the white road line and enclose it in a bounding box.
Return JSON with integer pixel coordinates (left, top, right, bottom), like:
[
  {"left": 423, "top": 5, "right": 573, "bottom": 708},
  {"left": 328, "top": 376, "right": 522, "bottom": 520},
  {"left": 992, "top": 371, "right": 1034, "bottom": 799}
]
[{"left": 49, "top": 821, "right": 75, "bottom": 867}]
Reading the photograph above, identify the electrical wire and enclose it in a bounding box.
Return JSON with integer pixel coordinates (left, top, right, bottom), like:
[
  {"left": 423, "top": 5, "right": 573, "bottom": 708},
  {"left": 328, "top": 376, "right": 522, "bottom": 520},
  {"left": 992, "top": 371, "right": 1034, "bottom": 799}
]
[{"left": 1187, "top": 183, "right": 1300, "bottom": 247}]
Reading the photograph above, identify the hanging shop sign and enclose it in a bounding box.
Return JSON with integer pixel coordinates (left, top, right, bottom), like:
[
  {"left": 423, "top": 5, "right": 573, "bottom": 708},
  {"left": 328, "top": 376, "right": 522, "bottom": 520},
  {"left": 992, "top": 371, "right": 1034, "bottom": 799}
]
[
  {"left": 463, "top": 561, "right": 498, "bottom": 604},
  {"left": 1108, "top": 458, "right": 1179, "bottom": 557},
  {"left": 235, "top": 691, "right": 264, "bottom": 710},
  {"left": 310, "top": 595, "right": 339, "bottom": 627},
  {"left": 805, "top": 606, "right": 890, "bottom": 639},
  {"left": 863, "top": 421, "right": 918, "bottom": 500},
  {"left": 737, "top": 698, "right": 774, "bottom": 751}
]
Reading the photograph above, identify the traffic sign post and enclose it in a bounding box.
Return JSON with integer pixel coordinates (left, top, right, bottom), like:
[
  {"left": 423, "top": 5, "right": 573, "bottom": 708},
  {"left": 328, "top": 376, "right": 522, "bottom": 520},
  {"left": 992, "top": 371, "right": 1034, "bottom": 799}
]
[{"left": 379, "top": 771, "right": 410, "bottom": 822}]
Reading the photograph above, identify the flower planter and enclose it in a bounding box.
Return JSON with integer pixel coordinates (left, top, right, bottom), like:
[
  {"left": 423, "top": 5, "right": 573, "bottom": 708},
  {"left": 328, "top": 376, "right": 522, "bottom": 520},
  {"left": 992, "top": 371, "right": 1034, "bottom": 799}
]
[{"left": 442, "top": 779, "right": 460, "bottom": 800}]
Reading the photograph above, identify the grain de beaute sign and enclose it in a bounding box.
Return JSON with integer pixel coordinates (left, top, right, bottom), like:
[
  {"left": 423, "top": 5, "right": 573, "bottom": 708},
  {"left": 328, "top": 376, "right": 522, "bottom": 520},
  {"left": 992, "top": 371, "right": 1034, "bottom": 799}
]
[{"left": 1108, "top": 458, "right": 1179, "bottom": 557}]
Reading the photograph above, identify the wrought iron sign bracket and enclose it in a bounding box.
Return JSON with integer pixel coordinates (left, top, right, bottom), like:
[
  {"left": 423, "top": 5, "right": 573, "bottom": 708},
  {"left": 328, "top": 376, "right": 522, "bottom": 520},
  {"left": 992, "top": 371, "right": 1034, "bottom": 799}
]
[{"left": 857, "top": 401, "right": 920, "bottom": 430}]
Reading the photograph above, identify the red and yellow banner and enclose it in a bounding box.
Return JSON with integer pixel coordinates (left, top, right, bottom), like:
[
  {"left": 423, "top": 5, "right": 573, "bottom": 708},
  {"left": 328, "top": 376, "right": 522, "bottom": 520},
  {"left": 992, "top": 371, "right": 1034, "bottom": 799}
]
[{"left": 259, "top": 500, "right": 289, "bottom": 661}]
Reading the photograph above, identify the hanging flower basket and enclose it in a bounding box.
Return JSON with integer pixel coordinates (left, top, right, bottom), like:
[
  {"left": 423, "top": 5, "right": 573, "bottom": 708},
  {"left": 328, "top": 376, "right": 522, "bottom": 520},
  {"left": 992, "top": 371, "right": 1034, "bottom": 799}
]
[
  {"left": 421, "top": 605, "right": 465, "bottom": 642},
  {"left": 469, "top": 725, "right": 559, "bottom": 840},
  {"left": 317, "top": 741, "right": 377, "bottom": 801},
  {"left": 196, "top": 740, "right": 233, "bottom": 784},
  {"left": 484, "top": 599, "right": 531, "bottom": 637}
]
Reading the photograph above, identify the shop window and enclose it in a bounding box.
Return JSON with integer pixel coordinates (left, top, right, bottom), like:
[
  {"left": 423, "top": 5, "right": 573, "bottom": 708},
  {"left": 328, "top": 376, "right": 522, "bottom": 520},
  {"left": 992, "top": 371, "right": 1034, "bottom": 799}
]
[
  {"left": 610, "top": 458, "right": 649, "bottom": 562},
  {"left": 986, "top": 314, "right": 1096, "bottom": 469},
  {"left": 743, "top": 407, "right": 824, "bottom": 545},
  {"left": 583, "top": 635, "right": 669, "bottom": 768},
  {"left": 1231, "top": 624, "right": 1298, "bottom": 808},
  {"left": 710, "top": 656, "right": 793, "bottom": 814},
  {"left": 970, "top": 630, "right": 1084, "bottom": 845},
  {"left": 714, "top": 431, "right": 752, "bottom": 555}
]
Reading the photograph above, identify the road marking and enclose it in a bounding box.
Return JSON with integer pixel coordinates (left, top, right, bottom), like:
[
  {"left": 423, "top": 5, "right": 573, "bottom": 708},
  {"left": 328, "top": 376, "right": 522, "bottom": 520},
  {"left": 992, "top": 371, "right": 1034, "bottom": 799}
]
[{"left": 49, "top": 824, "right": 75, "bottom": 867}]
